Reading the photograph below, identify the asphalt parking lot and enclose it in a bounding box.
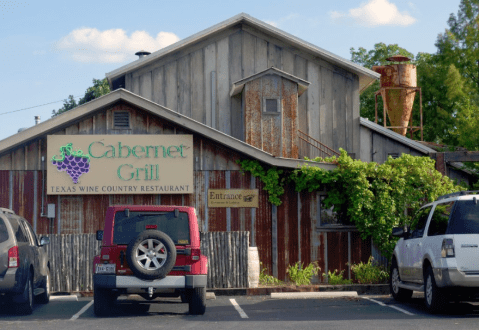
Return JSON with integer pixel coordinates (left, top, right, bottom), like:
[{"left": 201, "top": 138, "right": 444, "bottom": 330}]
[{"left": 1, "top": 293, "right": 479, "bottom": 330}]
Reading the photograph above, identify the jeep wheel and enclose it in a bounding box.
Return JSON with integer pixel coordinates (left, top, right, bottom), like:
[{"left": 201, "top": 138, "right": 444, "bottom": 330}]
[
  {"left": 424, "top": 266, "right": 448, "bottom": 313},
  {"left": 126, "top": 230, "right": 177, "bottom": 280},
  {"left": 390, "top": 259, "right": 413, "bottom": 301},
  {"left": 188, "top": 287, "right": 206, "bottom": 315},
  {"left": 94, "top": 287, "right": 116, "bottom": 316}
]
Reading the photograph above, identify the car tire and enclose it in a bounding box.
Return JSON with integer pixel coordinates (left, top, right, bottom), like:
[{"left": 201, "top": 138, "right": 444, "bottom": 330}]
[
  {"left": 126, "top": 230, "right": 177, "bottom": 280},
  {"left": 36, "top": 268, "right": 50, "bottom": 304},
  {"left": 188, "top": 287, "right": 206, "bottom": 315},
  {"left": 94, "top": 287, "right": 116, "bottom": 316},
  {"left": 180, "top": 292, "right": 189, "bottom": 303},
  {"left": 390, "top": 259, "right": 413, "bottom": 301},
  {"left": 17, "top": 271, "right": 34, "bottom": 315},
  {"left": 424, "top": 266, "right": 448, "bottom": 313}
]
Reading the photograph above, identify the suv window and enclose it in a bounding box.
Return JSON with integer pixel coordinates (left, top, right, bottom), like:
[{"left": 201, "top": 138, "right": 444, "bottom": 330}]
[
  {"left": 0, "top": 219, "right": 8, "bottom": 243},
  {"left": 113, "top": 211, "right": 190, "bottom": 245},
  {"left": 13, "top": 219, "right": 28, "bottom": 243},
  {"left": 447, "top": 199, "right": 479, "bottom": 234},
  {"left": 428, "top": 201, "right": 454, "bottom": 236},
  {"left": 22, "top": 220, "right": 39, "bottom": 246},
  {"left": 409, "top": 206, "right": 432, "bottom": 239}
]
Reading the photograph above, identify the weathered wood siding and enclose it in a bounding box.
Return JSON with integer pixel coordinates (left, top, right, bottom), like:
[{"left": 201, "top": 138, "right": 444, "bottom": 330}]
[
  {"left": 0, "top": 168, "right": 373, "bottom": 283},
  {"left": 121, "top": 27, "right": 360, "bottom": 156},
  {"left": 244, "top": 76, "right": 299, "bottom": 158},
  {"left": 42, "top": 232, "right": 249, "bottom": 292}
]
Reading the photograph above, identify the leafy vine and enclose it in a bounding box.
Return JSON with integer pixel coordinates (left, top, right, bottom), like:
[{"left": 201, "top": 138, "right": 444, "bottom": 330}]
[{"left": 238, "top": 149, "right": 463, "bottom": 258}]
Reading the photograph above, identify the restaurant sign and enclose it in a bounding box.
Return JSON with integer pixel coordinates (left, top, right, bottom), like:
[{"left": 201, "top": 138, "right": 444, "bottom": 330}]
[
  {"left": 208, "top": 189, "right": 259, "bottom": 208},
  {"left": 47, "top": 135, "right": 193, "bottom": 195}
]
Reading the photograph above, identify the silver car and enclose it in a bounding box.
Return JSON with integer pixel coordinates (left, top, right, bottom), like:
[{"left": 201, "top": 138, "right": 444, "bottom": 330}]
[
  {"left": 0, "top": 208, "right": 51, "bottom": 314},
  {"left": 390, "top": 191, "right": 479, "bottom": 313}
]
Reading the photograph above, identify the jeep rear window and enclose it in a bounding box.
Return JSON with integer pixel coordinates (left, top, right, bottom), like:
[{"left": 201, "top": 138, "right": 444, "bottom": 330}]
[
  {"left": 0, "top": 219, "right": 8, "bottom": 243},
  {"left": 447, "top": 200, "right": 479, "bottom": 234},
  {"left": 113, "top": 211, "right": 190, "bottom": 245}
]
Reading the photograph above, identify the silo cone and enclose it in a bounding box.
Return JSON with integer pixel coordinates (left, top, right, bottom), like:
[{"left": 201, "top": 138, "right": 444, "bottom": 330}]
[{"left": 372, "top": 64, "right": 417, "bottom": 136}]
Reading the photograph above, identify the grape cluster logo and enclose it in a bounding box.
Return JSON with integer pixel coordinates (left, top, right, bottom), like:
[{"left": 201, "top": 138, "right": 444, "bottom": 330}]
[{"left": 51, "top": 143, "right": 91, "bottom": 184}]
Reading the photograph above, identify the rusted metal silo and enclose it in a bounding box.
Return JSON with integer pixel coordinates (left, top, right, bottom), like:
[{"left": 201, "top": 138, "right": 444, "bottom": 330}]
[{"left": 372, "top": 55, "right": 422, "bottom": 138}]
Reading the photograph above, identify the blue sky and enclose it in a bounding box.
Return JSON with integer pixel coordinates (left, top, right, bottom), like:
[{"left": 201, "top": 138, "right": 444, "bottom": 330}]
[{"left": 0, "top": 0, "right": 462, "bottom": 141}]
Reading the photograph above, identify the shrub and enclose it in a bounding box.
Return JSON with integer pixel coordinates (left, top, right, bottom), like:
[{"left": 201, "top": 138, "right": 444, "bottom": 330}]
[
  {"left": 350, "top": 256, "right": 389, "bottom": 284},
  {"left": 259, "top": 262, "right": 283, "bottom": 286},
  {"left": 323, "top": 269, "right": 353, "bottom": 285},
  {"left": 286, "top": 261, "right": 320, "bottom": 286}
]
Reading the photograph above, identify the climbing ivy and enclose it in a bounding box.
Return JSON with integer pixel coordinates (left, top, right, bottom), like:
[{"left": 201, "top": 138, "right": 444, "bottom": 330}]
[
  {"left": 290, "top": 149, "right": 461, "bottom": 258},
  {"left": 236, "top": 159, "right": 285, "bottom": 206},
  {"left": 238, "top": 150, "right": 463, "bottom": 259}
]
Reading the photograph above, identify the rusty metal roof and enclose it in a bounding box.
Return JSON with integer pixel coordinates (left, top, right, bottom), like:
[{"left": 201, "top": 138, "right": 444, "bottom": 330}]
[
  {"left": 0, "top": 89, "right": 336, "bottom": 171},
  {"left": 230, "top": 67, "right": 310, "bottom": 97},
  {"left": 105, "top": 13, "right": 380, "bottom": 93}
]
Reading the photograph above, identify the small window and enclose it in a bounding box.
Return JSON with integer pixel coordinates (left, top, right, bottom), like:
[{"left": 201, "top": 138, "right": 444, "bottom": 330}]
[
  {"left": 263, "top": 98, "right": 280, "bottom": 114},
  {"left": 113, "top": 111, "right": 130, "bottom": 128},
  {"left": 409, "top": 206, "right": 432, "bottom": 239},
  {"left": 0, "top": 219, "right": 8, "bottom": 243},
  {"left": 14, "top": 220, "right": 28, "bottom": 243},
  {"left": 318, "top": 195, "right": 353, "bottom": 226},
  {"left": 388, "top": 153, "right": 400, "bottom": 159},
  {"left": 428, "top": 202, "right": 454, "bottom": 236}
]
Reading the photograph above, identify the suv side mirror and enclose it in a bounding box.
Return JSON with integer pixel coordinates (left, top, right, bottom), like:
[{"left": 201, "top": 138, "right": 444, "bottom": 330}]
[
  {"left": 392, "top": 227, "right": 406, "bottom": 237},
  {"left": 40, "top": 236, "right": 50, "bottom": 246},
  {"left": 96, "top": 230, "right": 104, "bottom": 241}
]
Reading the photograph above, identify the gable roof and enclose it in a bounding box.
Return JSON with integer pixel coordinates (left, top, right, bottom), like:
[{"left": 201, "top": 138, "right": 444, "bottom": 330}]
[
  {"left": 230, "top": 67, "right": 310, "bottom": 97},
  {"left": 360, "top": 117, "right": 435, "bottom": 154},
  {"left": 0, "top": 89, "right": 336, "bottom": 171},
  {"left": 359, "top": 117, "right": 472, "bottom": 174},
  {"left": 105, "top": 13, "right": 380, "bottom": 93}
]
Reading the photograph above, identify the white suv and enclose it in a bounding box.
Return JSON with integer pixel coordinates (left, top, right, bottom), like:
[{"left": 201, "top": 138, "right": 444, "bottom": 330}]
[{"left": 390, "top": 191, "right": 479, "bottom": 313}]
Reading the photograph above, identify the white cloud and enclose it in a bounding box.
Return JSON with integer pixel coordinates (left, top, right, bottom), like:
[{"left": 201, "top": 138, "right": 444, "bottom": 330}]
[
  {"left": 55, "top": 28, "right": 180, "bottom": 63},
  {"left": 330, "top": 0, "right": 416, "bottom": 27},
  {"left": 264, "top": 13, "right": 300, "bottom": 28}
]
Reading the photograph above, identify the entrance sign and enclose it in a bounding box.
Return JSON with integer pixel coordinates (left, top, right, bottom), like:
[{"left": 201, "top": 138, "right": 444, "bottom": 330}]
[
  {"left": 47, "top": 135, "right": 193, "bottom": 195},
  {"left": 208, "top": 189, "right": 259, "bottom": 208}
]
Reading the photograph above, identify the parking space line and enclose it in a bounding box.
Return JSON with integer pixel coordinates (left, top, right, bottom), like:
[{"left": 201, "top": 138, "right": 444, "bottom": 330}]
[
  {"left": 229, "top": 298, "right": 249, "bottom": 318},
  {"left": 361, "top": 297, "right": 415, "bottom": 316},
  {"left": 70, "top": 300, "right": 94, "bottom": 320}
]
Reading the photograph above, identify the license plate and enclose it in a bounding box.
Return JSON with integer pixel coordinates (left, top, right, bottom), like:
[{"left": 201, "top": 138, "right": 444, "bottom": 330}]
[{"left": 96, "top": 264, "right": 116, "bottom": 274}]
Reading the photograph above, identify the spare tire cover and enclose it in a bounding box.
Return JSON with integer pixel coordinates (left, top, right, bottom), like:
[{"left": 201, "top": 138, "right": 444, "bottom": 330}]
[{"left": 126, "top": 230, "right": 177, "bottom": 280}]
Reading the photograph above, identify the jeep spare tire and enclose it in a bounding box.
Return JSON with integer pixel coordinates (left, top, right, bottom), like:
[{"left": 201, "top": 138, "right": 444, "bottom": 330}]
[{"left": 126, "top": 230, "right": 177, "bottom": 280}]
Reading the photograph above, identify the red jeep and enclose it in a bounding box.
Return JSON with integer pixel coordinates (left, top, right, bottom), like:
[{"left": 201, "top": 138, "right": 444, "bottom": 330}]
[{"left": 93, "top": 205, "right": 207, "bottom": 316}]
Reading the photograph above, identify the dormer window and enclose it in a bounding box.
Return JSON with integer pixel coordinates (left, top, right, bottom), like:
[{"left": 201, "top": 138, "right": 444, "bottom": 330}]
[{"left": 264, "top": 98, "right": 280, "bottom": 114}]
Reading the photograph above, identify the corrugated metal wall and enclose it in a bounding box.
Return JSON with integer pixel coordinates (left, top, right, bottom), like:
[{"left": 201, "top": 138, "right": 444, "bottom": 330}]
[{"left": 0, "top": 169, "right": 372, "bottom": 282}]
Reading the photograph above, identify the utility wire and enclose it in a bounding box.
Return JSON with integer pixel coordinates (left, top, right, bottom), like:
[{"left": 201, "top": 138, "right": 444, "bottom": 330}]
[{"left": 0, "top": 95, "right": 83, "bottom": 116}]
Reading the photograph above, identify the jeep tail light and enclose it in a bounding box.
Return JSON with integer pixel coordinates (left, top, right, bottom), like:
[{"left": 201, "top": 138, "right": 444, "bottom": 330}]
[
  {"left": 8, "top": 246, "right": 19, "bottom": 268},
  {"left": 191, "top": 248, "right": 201, "bottom": 261},
  {"left": 441, "top": 238, "right": 455, "bottom": 258}
]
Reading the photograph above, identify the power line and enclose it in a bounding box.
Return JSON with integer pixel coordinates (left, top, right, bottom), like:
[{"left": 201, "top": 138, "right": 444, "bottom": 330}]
[{"left": 0, "top": 95, "right": 83, "bottom": 116}]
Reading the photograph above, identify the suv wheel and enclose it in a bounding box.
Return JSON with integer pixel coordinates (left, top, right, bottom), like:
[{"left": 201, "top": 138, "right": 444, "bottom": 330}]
[
  {"left": 390, "top": 259, "right": 412, "bottom": 301},
  {"left": 424, "top": 266, "right": 448, "bottom": 313},
  {"left": 36, "top": 268, "right": 50, "bottom": 304},
  {"left": 126, "top": 230, "right": 177, "bottom": 280},
  {"left": 17, "top": 272, "right": 34, "bottom": 315},
  {"left": 94, "top": 287, "right": 116, "bottom": 316},
  {"left": 188, "top": 287, "right": 206, "bottom": 315}
]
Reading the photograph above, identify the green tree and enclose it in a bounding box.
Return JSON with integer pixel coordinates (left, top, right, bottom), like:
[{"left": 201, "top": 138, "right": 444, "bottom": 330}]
[{"left": 52, "top": 78, "right": 110, "bottom": 117}]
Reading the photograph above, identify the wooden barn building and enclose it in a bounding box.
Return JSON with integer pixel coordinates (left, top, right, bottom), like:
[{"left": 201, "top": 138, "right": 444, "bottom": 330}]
[{"left": 1, "top": 13, "right": 426, "bottom": 283}]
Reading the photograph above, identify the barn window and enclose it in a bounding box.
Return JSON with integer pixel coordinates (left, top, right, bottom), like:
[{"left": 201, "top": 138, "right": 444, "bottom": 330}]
[
  {"left": 263, "top": 98, "right": 280, "bottom": 114},
  {"left": 113, "top": 111, "right": 130, "bottom": 128},
  {"left": 388, "top": 153, "right": 400, "bottom": 159}
]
